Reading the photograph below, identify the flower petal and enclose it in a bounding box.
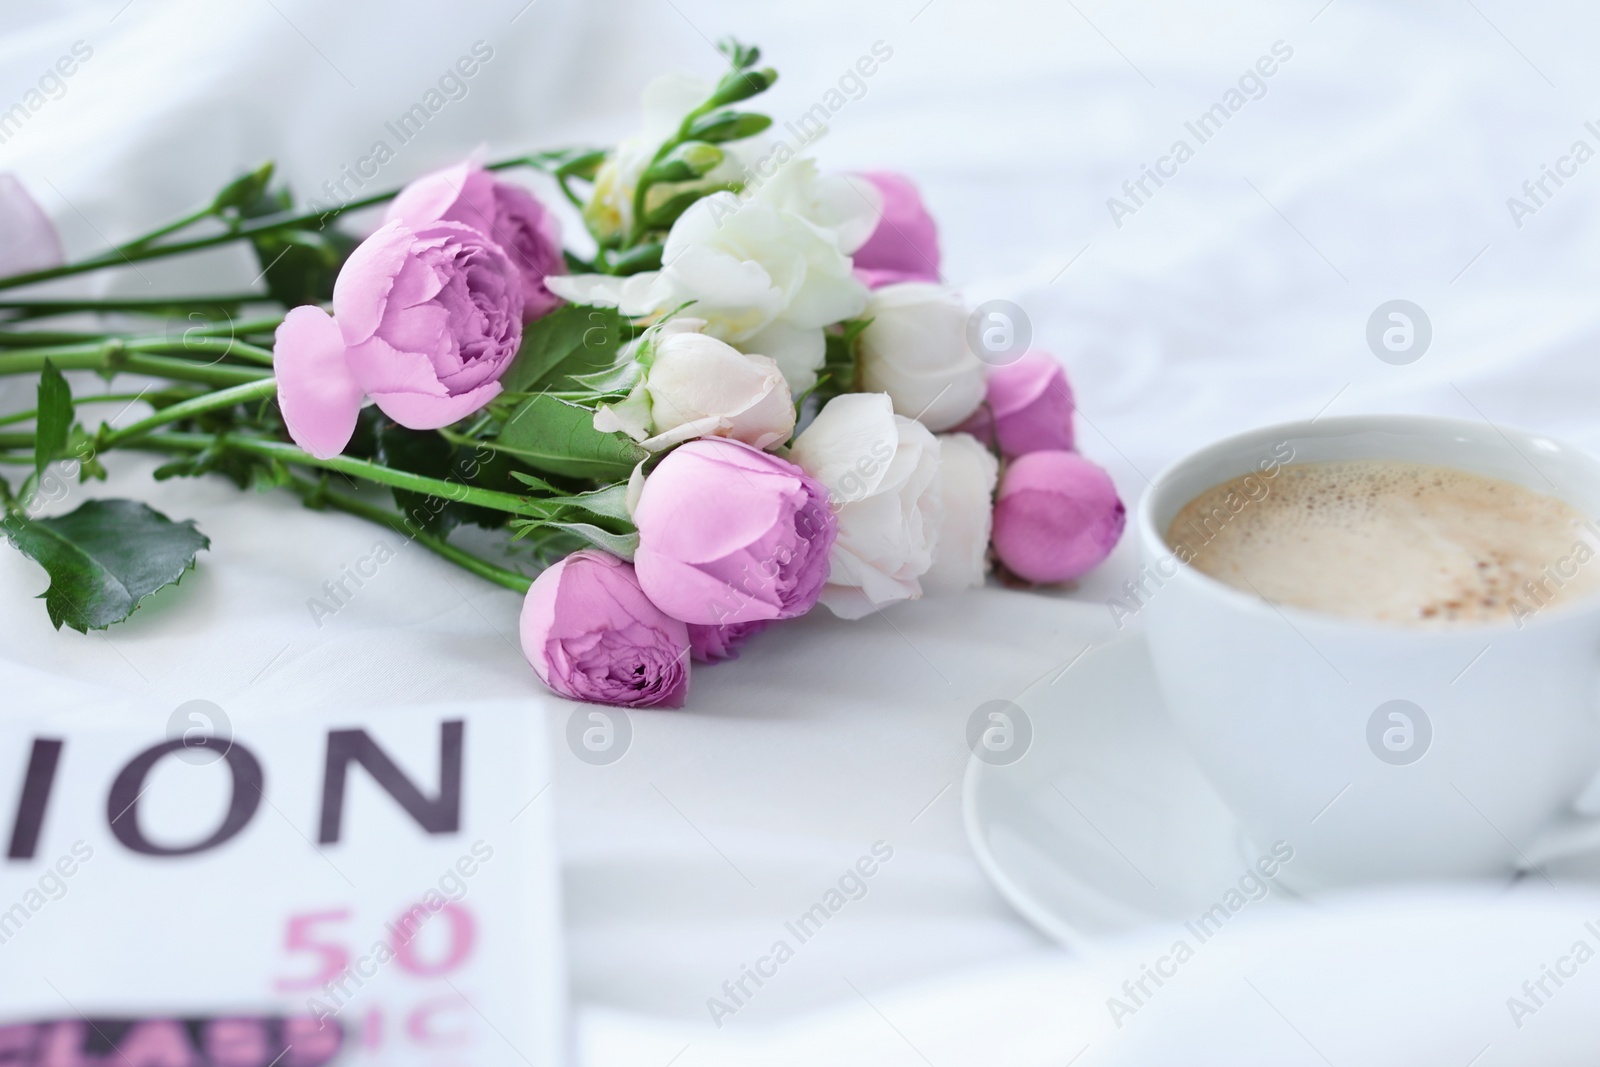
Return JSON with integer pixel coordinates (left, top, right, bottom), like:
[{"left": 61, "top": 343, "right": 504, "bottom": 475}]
[
  {"left": 331, "top": 221, "right": 415, "bottom": 345},
  {"left": 385, "top": 160, "right": 495, "bottom": 234},
  {"left": 274, "top": 305, "right": 363, "bottom": 459},
  {"left": 370, "top": 380, "right": 502, "bottom": 430},
  {"left": 0, "top": 174, "right": 65, "bottom": 277},
  {"left": 344, "top": 334, "right": 450, "bottom": 398}
]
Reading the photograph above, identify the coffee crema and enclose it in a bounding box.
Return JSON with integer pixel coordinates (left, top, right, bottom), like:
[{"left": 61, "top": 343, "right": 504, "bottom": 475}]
[{"left": 1166, "top": 460, "right": 1600, "bottom": 626}]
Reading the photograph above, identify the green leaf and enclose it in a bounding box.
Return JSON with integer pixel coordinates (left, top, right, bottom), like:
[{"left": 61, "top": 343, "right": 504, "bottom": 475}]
[
  {"left": 373, "top": 419, "right": 511, "bottom": 533},
  {"left": 249, "top": 228, "right": 355, "bottom": 306},
  {"left": 500, "top": 305, "right": 627, "bottom": 394},
  {"left": 506, "top": 520, "right": 589, "bottom": 566},
  {"left": 68, "top": 427, "right": 107, "bottom": 483},
  {"left": 608, "top": 242, "right": 664, "bottom": 275},
  {"left": 644, "top": 188, "right": 717, "bottom": 230},
  {"left": 237, "top": 186, "right": 356, "bottom": 305},
  {"left": 557, "top": 522, "right": 640, "bottom": 559},
  {"left": 494, "top": 393, "right": 646, "bottom": 481},
  {"left": 34, "top": 359, "right": 72, "bottom": 479},
  {"left": 2, "top": 499, "right": 209, "bottom": 632},
  {"left": 516, "top": 519, "right": 639, "bottom": 561},
  {"left": 373, "top": 421, "right": 461, "bottom": 535},
  {"left": 565, "top": 357, "right": 642, "bottom": 399},
  {"left": 213, "top": 162, "right": 275, "bottom": 213},
  {"left": 840, "top": 316, "right": 873, "bottom": 344},
  {"left": 508, "top": 470, "right": 564, "bottom": 495},
  {"left": 829, "top": 318, "right": 869, "bottom": 379},
  {"left": 560, "top": 483, "right": 634, "bottom": 525},
  {"left": 150, "top": 438, "right": 268, "bottom": 490}
]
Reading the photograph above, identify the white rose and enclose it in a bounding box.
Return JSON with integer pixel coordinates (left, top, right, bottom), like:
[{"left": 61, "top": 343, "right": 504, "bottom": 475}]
[
  {"left": 921, "top": 433, "right": 998, "bottom": 594},
  {"left": 550, "top": 189, "right": 869, "bottom": 397},
  {"left": 595, "top": 320, "right": 794, "bottom": 451},
  {"left": 789, "top": 392, "right": 942, "bottom": 619},
  {"left": 857, "top": 282, "right": 986, "bottom": 432}
]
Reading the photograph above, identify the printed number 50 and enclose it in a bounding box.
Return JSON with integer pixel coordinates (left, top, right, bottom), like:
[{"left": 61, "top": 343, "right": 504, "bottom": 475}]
[
  {"left": 274, "top": 904, "right": 476, "bottom": 992},
  {"left": 275, "top": 910, "right": 351, "bottom": 992}
]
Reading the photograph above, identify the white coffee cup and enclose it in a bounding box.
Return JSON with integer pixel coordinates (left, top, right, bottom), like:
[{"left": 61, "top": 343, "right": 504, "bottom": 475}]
[{"left": 1138, "top": 414, "right": 1600, "bottom": 889}]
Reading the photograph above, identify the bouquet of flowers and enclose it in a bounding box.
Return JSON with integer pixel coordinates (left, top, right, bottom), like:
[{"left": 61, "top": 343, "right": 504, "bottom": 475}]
[{"left": 0, "top": 40, "right": 1125, "bottom": 709}]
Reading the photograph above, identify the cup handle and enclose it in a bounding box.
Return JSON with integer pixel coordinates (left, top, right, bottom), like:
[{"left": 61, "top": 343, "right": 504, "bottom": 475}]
[
  {"left": 1522, "top": 671, "right": 1600, "bottom": 869},
  {"left": 1521, "top": 808, "right": 1600, "bottom": 869}
]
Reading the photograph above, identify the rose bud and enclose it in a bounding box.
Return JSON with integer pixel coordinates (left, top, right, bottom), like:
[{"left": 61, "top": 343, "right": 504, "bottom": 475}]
[
  {"left": 595, "top": 319, "right": 794, "bottom": 452},
  {"left": 386, "top": 159, "right": 567, "bottom": 322},
  {"left": 857, "top": 282, "right": 986, "bottom": 432},
  {"left": 958, "top": 351, "right": 1075, "bottom": 458},
  {"left": 633, "top": 438, "right": 837, "bottom": 626},
  {"left": 921, "top": 432, "right": 999, "bottom": 595},
  {"left": 275, "top": 220, "right": 523, "bottom": 459},
  {"left": 0, "top": 174, "right": 64, "bottom": 278},
  {"left": 789, "top": 393, "right": 942, "bottom": 618},
  {"left": 851, "top": 171, "right": 940, "bottom": 288},
  {"left": 520, "top": 550, "right": 690, "bottom": 708},
  {"left": 992, "top": 451, "right": 1125, "bottom": 584},
  {"left": 687, "top": 620, "right": 770, "bottom": 664}
]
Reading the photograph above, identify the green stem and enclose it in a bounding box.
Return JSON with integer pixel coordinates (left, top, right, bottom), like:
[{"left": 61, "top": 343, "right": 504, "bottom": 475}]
[
  {"left": 0, "top": 318, "right": 281, "bottom": 352},
  {"left": 0, "top": 294, "right": 269, "bottom": 316},
  {"left": 622, "top": 91, "right": 732, "bottom": 251},
  {"left": 0, "top": 155, "right": 537, "bottom": 293},
  {"left": 121, "top": 353, "right": 271, "bottom": 386},
  {"left": 0, "top": 330, "right": 114, "bottom": 347},
  {"left": 187, "top": 315, "right": 286, "bottom": 338},
  {"left": 117, "top": 205, "right": 215, "bottom": 253},
  {"left": 285, "top": 474, "right": 532, "bottom": 594},
  {"left": 0, "top": 341, "right": 271, "bottom": 386},
  {"left": 0, "top": 390, "right": 194, "bottom": 427},
  {"left": 133, "top": 431, "right": 558, "bottom": 517},
  {"left": 0, "top": 407, "right": 41, "bottom": 427},
  {"left": 97, "top": 378, "right": 279, "bottom": 450},
  {"left": 132, "top": 336, "right": 278, "bottom": 366}
]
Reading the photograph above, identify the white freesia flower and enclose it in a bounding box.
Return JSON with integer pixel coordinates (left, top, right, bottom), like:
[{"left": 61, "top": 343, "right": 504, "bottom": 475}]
[
  {"left": 595, "top": 319, "right": 794, "bottom": 451},
  {"left": 550, "top": 166, "right": 870, "bottom": 395},
  {"left": 582, "top": 74, "right": 758, "bottom": 242},
  {"left": 747, "top": 159, "right": 881, "bottom": 254},
  {"left": 921, "top": 432, "right": 998, "bottom": 594},
  {"left": 788, "top": 392, "right": 942, "bottom": 619},
  {"left": 858, "top": 282, "right": 986, "bottom": 432}
]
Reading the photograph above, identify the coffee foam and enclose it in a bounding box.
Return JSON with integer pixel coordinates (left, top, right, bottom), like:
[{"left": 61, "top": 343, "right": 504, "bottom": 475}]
[{"left": 1167, "top": 460, "right": 1600, "bottom": 626}]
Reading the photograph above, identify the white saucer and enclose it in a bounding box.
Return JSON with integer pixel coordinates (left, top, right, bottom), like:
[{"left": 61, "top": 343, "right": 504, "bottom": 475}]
[
  {"left": 962, "top": 632, "right": 1303, "bottom": 950},
  {"left": 963, "top": 633, "right": 1600, "bottom": 949}
]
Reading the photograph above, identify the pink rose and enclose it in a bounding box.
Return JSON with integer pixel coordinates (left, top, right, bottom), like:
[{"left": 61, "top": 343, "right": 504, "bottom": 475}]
[
  {"left": 520, "top": 550, "right": 690, "bottom": 708},
  {"left": 386, "top": 160, "right": 566, "bottom": 322},
  {"left": 633, "top": 438, "right": 837, "bottom": 626},
  {"left": 687, "top": 620, "right": 770, "bottom": 664},
  {"left": 274, "top": 219, "right": 523, "bottom": 459},
  {"left": 992, "top": 451, "right": 1124, "bottom": 583},
  {"left": 0, "top": 174, "right": 64, "bottom": 278},
  {"left": 958, "top": 352, "right": 1076, "bottom": 457},
  {"left": 851, "top": 171, "right": 940, "bottom": 289}
]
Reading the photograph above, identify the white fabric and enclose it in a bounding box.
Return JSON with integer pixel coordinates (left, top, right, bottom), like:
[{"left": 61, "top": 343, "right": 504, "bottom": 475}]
[{"left": 6, "top": 0, "right": 1600, "bottom": 1062}]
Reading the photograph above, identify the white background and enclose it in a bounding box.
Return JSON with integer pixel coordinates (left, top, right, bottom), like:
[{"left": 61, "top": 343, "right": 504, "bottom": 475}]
[{"left": 6, "top": 0, "right": 1600, "bottom": 1063}]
